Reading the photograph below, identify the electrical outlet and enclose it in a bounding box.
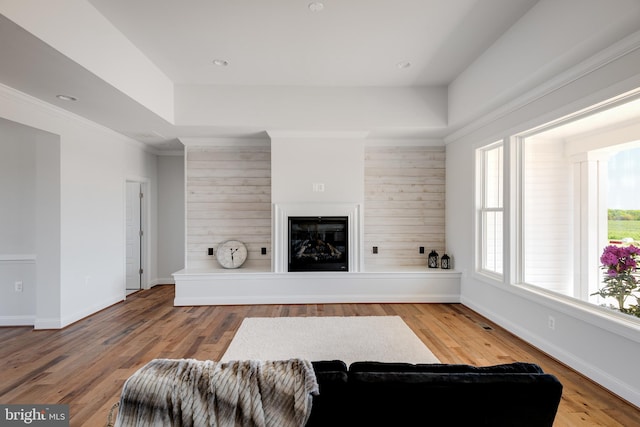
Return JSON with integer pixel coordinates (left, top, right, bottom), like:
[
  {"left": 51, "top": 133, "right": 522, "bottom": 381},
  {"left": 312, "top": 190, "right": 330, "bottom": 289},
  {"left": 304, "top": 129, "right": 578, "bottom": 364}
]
[
  {"left": 14, "top": 281, "right": 23, "bottom": 292},
  {"left": 548, "top": 315, "right": 555, "bottom": 330},
  {"left": 372, "top": 246, "right": 378, "bottom": 254},
  {"left": 419, "top": 246, "right": 425, "bottom": 254},
  {"left": 261, "top": 247, "right": 267, "bottom": 255}
]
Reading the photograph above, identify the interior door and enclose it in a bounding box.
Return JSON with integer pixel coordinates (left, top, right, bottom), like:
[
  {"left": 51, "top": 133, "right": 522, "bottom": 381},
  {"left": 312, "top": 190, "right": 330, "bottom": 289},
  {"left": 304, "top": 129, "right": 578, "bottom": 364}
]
[{"left": 126, "top": 181, "right": 142, "bottom": 290}]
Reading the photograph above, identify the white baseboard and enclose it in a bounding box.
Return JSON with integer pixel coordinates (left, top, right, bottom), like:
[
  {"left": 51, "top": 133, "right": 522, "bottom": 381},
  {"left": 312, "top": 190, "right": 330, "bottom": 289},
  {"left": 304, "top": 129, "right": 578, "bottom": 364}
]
[
  {"left": 149, "top": 277, "right": 175, "bottom": 287},
  {"left": 34, "top": 317, "right": 63, "bottom": 329},
  {"left": 0, "top": 315, "right": 35, "bottom": 326},
  {"left": 55, "top": 294, "right": 124, "bottom": 329},
  {"left": 461, "top": 296, "right": 640, "bottom": 409}
]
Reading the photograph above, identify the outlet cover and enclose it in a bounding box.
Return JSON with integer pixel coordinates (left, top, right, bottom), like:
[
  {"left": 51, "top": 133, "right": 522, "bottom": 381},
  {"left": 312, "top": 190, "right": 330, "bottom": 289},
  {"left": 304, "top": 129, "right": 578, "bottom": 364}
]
[{"left": 15, "top": 281, "right": 23, "bottom": 292}]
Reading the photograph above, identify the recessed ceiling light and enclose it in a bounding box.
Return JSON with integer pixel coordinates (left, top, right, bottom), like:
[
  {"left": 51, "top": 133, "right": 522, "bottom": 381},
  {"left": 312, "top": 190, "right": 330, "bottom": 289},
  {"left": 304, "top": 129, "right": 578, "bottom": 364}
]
[
  {"left": 56, "top": 94, "right": 77, "bottom": 101},
  {"left": 212, "top": 59, "right": 230, "bottom": 67},
  {"left": 308, "top": 2, "right": 324, "bottom": 12},
  {"left": 396, "top": 61, "right": 411, "bottom": 69}
]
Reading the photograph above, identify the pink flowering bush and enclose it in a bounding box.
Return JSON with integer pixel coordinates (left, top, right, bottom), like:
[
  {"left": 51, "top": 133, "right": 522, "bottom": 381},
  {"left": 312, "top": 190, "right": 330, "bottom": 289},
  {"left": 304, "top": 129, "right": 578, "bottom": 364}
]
[{"left": 592, "top": 245, "right": 640, "bottom": 316}]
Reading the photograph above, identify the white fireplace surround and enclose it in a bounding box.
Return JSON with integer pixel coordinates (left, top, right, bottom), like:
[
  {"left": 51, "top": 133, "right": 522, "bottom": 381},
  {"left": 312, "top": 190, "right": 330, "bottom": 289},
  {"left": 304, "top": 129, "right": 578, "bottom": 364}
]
[{"left": 272, "top": 202, "right": 363, "bottom": 273}]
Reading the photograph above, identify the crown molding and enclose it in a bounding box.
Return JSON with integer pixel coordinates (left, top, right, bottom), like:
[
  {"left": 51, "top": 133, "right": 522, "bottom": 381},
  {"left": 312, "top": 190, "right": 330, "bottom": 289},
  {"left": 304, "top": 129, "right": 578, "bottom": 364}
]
[
  {"left": 266, "top": 130, "right": 370, "bottom": 140},
  {"left": 445, "top": 29, "right": 640, "bottom": 145},
  {"left": 180, "top": 136, "right": 270, "bottom": 147},
  {"left": 364, "top": 138, "right": 444, "bottom": 147}
]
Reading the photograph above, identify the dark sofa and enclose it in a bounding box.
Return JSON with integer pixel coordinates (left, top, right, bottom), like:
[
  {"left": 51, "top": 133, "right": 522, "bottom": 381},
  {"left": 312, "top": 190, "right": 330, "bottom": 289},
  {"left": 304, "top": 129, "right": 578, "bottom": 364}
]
[{"left": 308, "top": 360, "right": 563, "bottom": 427}]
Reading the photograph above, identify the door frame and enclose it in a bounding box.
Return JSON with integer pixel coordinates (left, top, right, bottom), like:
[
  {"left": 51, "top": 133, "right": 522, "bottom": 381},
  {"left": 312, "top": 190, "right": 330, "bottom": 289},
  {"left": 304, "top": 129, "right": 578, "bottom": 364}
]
[{"left": 124, "top": 177, "right": 150, "bottom": 293}]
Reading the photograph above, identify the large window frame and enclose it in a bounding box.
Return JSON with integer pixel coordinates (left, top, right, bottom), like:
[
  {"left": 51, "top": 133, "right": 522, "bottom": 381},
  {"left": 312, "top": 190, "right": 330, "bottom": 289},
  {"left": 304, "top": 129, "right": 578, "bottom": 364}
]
[
  {"left": 476, "top": 90, "right": 640, "bottom": 323},
  {"left": 477, "top": 141, "right": 504, "bottom": 279}
]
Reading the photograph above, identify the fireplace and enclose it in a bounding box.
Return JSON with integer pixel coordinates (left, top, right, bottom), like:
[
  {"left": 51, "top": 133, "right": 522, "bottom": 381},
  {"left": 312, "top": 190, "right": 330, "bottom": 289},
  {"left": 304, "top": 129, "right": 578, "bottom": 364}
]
[
  {"left": 273, "top": 203, "right": 362, "bottom": 273},
  {"left": 288, "top": 216, "right": 348, "bottom": 272}
]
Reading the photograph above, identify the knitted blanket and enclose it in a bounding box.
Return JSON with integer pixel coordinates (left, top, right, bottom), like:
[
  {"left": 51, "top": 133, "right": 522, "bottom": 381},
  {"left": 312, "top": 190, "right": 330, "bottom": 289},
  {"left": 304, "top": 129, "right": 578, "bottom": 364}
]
[{"left": 113, "top": 358, "right": 319, "bottom": 427}]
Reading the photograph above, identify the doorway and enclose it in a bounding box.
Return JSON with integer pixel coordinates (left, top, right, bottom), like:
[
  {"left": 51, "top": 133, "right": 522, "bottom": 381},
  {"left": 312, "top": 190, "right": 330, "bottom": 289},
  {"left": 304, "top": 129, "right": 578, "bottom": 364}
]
[{"left": 125, "top": 180, "right": 145, "bottom": 292}]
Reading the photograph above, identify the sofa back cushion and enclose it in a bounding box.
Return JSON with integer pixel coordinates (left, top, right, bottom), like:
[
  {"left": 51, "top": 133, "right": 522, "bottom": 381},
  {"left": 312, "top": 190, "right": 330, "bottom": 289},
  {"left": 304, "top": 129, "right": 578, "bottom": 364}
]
[
  {"left": 347, "top": 363, "right": 562, "bottom": 427},
  {"left": 349, "top": 361, "right": 544, "bottom": 374},
  {"left": 306, "top": 361, "right": 348, "bottom": 427}
]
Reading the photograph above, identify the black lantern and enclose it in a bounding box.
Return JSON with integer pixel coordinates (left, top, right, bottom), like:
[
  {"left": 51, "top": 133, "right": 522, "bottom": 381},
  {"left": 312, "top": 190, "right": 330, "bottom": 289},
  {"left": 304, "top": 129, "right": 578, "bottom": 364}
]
[
  {"left": 428, "top": 250, "right": 439, "bottom": 268},
  {"left": 441, "top": 253, "right": 451, "bottom": 269}
]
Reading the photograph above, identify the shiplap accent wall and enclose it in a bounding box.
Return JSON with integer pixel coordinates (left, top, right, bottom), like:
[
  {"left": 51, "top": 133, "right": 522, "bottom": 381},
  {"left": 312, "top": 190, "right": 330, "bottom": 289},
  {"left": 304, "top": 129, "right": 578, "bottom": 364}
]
[
  {"left": 185, "top": 142, "right": 447, "bottom": 271},
  {"left": 364, "top": 145, "right": 446, "bottom": 268},
  {"left": 186, "top": 143, "right": 271, "bottom": 269}
]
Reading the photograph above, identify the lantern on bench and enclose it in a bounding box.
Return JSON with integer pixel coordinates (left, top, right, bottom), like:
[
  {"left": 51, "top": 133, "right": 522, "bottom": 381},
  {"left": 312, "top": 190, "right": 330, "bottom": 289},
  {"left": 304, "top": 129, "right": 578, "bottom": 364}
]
[
  {"left": 428, "top": 250, "right": 439, "bottom": 268},
  {"left": 441, "top": 253, "right": 451, "bottom": 269}
]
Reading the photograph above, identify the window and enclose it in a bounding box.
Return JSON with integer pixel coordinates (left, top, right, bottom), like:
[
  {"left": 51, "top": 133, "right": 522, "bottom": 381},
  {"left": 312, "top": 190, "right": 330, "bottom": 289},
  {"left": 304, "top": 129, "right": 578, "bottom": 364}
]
[
  {"left": 474, "top": 93, "right": 640, "bottom": 319},
  {"left": 478, "top": 142, "right": 504, "bottom": 276},
  {"left": 514, "top": 94, "right": 640, "bottom": 319}
]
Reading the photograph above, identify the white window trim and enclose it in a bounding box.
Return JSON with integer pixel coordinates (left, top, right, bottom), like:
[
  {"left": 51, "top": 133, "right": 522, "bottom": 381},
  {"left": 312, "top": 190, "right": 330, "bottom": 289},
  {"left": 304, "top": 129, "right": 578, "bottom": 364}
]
[
  {"left": 476, "top": 141, "right": 505, "bottom": 279},
  {"left": 512, "top": 89, "right": 640, "bottom": 309}
]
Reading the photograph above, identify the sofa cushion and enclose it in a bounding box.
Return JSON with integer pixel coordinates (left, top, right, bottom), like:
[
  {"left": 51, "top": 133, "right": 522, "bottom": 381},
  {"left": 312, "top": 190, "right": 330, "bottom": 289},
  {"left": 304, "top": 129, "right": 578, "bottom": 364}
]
[
  {"left": 347, "top": 369, "right": 562, "bottom": 427},
  {"left": 306, "top": 361, "right": 348, "bottom": 427}
]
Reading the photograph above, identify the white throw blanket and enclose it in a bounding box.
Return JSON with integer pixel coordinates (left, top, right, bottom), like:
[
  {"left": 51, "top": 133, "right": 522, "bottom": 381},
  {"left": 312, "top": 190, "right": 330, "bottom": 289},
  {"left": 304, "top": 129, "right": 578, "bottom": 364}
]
[{"left": 113, "top": 358, "right": 318, "bottom": 427}]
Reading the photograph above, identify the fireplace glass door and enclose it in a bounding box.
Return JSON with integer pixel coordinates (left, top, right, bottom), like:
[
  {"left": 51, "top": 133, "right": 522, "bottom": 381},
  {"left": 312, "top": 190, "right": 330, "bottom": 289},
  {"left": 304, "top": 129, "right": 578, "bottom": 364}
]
[{"left": 288, "top": 216, "right": 348, "bottom": 272}]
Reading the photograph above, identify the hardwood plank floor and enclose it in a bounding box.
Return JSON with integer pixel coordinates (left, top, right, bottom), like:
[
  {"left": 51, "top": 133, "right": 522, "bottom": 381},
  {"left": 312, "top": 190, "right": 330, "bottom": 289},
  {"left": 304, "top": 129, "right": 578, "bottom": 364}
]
[{"left": 1, "top": 285, "right": 638, "bottom": 426}]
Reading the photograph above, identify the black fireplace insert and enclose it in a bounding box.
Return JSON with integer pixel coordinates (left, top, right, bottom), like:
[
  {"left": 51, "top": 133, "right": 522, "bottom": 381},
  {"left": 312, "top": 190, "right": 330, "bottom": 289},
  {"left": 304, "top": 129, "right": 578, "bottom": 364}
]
[{"left": 288, "top": 216, "right": 348, "bottom": 272}]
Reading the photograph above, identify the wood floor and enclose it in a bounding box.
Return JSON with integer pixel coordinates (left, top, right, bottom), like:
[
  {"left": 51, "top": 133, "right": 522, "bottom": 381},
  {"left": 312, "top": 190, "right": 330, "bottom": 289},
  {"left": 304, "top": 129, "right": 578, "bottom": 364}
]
[{"left": 1, "top": 285, "right": 639, "bottom": 426}]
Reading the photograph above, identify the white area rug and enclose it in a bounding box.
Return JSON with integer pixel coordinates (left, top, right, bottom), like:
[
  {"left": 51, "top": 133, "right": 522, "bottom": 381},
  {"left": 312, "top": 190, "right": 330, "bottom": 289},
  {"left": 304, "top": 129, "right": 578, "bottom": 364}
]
[{"left": 220, "top": 316, "right": 440, "bottom": 366}]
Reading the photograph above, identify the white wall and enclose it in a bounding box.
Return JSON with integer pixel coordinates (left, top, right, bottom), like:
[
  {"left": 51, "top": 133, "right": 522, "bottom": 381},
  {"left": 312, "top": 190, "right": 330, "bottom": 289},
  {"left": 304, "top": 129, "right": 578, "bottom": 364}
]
[
  {"left": 446, "top": 32, "right": 640, "bottom": 407},
  {"left": 176, "top": 86, "right": 447, "bottom": 134},
  {"left": 270, "top": 134, "right": 365, "bottom": 204},
  {"left": 448, "top": 0, "right": 640, "bottom": 129},
  {"left": 0, "top": 84, "right": 158, "bottom": 328},
  {"left": 157, "top": 155, "right": 185, "bottom": 281},
  {"left": 0, "top": 119, "right": 41, "bottom": 324},
  {"left": 1, "top": 0, "right": 175, "bottom": 122},
  {"left": 0, "top": 119, "right": 37, "bottom": 253}
]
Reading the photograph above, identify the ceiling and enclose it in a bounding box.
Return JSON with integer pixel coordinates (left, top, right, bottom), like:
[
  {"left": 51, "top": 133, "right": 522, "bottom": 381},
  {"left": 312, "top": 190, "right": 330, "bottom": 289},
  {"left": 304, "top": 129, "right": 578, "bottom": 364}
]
[
  {"left": 2, "top": 0, "right": 639, "bottom": 152},
  {"left": 85, "top": 0, "right": 536, "bottom": 87}
]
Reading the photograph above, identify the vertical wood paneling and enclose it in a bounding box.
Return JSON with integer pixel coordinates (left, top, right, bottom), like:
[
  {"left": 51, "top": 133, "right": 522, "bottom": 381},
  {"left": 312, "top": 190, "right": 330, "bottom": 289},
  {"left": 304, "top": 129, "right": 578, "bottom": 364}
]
[
  {"left": 186, "top": 145, "right": 271, "bottom": 269},
  {"left": 364, "top": 146, "right": 446, "bottom": 268}
]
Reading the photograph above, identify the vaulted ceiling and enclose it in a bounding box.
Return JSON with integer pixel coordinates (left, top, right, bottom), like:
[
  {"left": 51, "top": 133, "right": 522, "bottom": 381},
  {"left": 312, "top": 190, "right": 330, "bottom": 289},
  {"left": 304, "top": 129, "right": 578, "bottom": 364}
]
[{"left": 2, "top": 0, "right": 640, "bottom": 152}]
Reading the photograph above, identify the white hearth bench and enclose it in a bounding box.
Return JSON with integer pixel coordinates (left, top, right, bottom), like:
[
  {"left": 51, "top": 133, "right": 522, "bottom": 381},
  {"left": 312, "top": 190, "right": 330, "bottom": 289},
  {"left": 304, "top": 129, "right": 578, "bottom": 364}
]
[{"left": 172, "top": 267, "right": 461, "bottom": 306}]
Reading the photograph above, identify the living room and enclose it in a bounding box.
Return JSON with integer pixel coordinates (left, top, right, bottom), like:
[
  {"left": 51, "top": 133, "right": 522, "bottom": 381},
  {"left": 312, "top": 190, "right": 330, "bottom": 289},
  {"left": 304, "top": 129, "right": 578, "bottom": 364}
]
[{"left": 2, "top": 0, "right": 640, "bottom": 422}]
